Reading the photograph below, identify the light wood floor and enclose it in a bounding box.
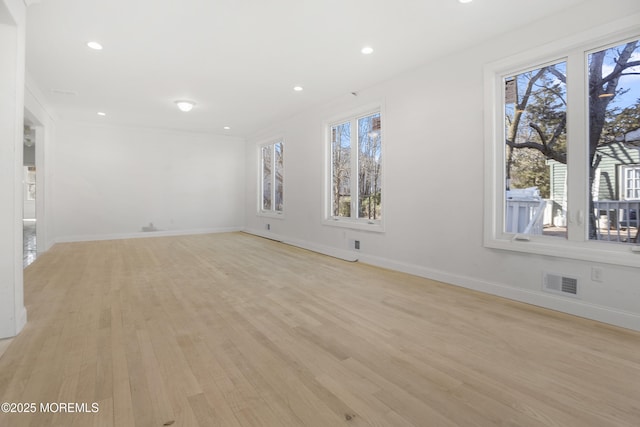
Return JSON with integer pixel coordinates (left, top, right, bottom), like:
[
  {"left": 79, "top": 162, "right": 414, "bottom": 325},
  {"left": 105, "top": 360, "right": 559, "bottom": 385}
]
[{"left": 1, "top": 232, "right": 639, "bottom": 427}]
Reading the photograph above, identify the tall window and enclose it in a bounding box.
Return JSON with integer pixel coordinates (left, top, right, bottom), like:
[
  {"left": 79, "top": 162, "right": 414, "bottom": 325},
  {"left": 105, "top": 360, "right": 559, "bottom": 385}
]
[
  {"left": 485, "top": 29, "right": 640, "bottom": 265},
  {"left": 588, "top": 41, "right": 640, "bottom": 241},
  {"left": 329, "top": 110, "right": 382, "bottom": 226},
  {"left": 261, "top": 141, "right": 284, "bottom": 214},
  {"left": 504, "top": 61, "right": 567, "bottom": 238}
]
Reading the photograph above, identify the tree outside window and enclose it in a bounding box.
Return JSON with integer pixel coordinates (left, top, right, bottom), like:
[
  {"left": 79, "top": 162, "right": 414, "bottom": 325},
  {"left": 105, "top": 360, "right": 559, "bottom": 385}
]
[
  {"left": 261, "top": 141, "right": 284, "bottom": 213},
  {"left": 503, "top": 37, "right": 640, "bottom": 243},
  {"left": 330, "top": 111, "right": 382, "bottom": 224}
]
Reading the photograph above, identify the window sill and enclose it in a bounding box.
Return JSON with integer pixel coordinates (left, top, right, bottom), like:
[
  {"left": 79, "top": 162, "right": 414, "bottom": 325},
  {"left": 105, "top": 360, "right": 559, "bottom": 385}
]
[
  {"left": 485, "top": 235, "right": 640, "bottom": 268},
  {"left": 257, "top": 211, "right": 285, "bottom": 220},
  {"left": 322, "top": 218, "right": 385, "bottom": 233}
]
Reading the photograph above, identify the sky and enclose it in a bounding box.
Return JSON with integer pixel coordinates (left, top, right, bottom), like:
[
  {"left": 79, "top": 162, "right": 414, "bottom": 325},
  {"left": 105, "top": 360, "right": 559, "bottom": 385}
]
[{"left": 599, "top": 47, "right": 640, "bottom": 108}]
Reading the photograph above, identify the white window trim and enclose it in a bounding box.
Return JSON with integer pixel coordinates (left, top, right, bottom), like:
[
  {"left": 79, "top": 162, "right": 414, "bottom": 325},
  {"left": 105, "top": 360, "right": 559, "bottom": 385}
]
[
  {"left": 258, "top": 138, "right": 285, "bottom": 218},
  {"left": 620, "top": 165, "right": 640, "bottom": 201},
  {"left": 322, "top": 102, "right": 385, "bottom": 232},
  {"left": 483, "top": 16, "right": 640, "bottom": 267}
]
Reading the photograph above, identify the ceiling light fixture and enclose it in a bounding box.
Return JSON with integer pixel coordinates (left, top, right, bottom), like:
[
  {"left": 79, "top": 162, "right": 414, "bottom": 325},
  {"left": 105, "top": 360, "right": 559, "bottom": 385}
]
[
  {"left": 458, "top": 0, "right": 473, "bottom": 3},
  {"left": 87, "top": 41, "right": 103, "bottom": 50},
  {"left": 97, "top": 112, "right": 106, "bottom": 116},
  {"left": 175, "top": 100, "right": 196, "bottom": 112},
  {"left": 223, "top": 126, "right": 231, "bottom": 130},
  {"left": 361, "top": 46, "right": 374, "bottom": 55},
  {"left": 293, "top": 86, "right": 304, "bottom": 92}
]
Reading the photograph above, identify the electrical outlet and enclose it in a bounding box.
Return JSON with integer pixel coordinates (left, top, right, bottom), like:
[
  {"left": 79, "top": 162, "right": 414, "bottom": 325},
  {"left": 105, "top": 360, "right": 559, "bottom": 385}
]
[
  {"left": 354, "top": 240, "right": 360, "bottom": 250},
  {"left": 591, "top": 266, "right": 603, "bottom": 282}
]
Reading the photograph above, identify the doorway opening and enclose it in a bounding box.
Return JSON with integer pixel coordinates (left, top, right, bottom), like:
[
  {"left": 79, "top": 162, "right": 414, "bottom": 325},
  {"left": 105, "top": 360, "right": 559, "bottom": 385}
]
[{"left": 23, "top": 124, "right": 37, "bottom": 267}]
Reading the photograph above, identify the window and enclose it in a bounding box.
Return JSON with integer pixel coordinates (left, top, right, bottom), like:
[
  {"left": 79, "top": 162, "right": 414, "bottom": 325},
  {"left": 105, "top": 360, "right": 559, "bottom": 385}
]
[
  {"left": 260, "top": 140, "right": 284, "bottom": 214},
  {"left": 504, "top": 61, "right": 567, "bottom": 238},
  {"left": 327, "top": 109, "right": 383, "bottom": 229},
  {"left": 621, "top": 166, "right": 640, "bottom": 200},
  {"left": 25, "top": 166, "right": 36, "bottom": 201},
  {"left": 485, "top": 26, "right": 640, "bottom": 265}
]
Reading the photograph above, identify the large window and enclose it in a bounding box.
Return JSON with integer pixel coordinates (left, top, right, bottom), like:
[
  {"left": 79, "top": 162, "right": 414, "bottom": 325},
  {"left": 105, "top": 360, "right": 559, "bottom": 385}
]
[
  {"left": 328, "top": 109, "right": 382, "bottom": 228},
  {"left": 260, "top": 140, "right": 284, "bottom": 214},
  {"left": 504, "top": 61, "right": 567, "bottom": 238},
  {"left": 485, "top": 27, "right": 640, "bottom": 266}
]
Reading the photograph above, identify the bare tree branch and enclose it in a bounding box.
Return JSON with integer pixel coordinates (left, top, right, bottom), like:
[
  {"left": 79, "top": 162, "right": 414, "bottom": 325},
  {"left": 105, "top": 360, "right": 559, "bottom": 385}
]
[
  {"left": 505, "top": 138, "right": 567, "bottom": 164},
  {"left": 507, "top": 68, "right": 547, "bottom": 142},
  {"left": 547, "top": 66, "right": 566, "bottom": 84},
  {"left": 596, "top": 44, "right": 638, "bottom": 89}
]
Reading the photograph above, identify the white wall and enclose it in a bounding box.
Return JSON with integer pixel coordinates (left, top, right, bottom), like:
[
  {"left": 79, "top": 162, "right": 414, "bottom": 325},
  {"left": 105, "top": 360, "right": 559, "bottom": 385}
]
[
  {"left": 0, "top": 0, "right": 26, "bottom": 339},
  {"left": 53, "top": 121, "right": 245, "bottom": 242},
  {"left": 245, "top": 0, "right": 640, "bottom": 331}
]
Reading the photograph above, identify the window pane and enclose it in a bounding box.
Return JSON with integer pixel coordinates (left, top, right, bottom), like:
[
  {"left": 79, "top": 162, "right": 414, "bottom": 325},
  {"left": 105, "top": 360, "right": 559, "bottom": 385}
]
[
  {"left": 262, "top": 145, "right": 272, "bottom": 211},
  {"left": 588, "top": 40, "right": 640, "bottom": 242},
  {"left": 624, "top": 167, "right": 640, "bottom": 200},
  {"left": 274, "top": 142, "right": 284, "bottom": 212},
  {"left": 357, "top": 113, "right": 382, "bottom": 220},
  {"left": 504, "top": 61, "right": 567, "bottom": 237},
  {"left": 331, "top": 122, "right": 351, "bottom": 217}
]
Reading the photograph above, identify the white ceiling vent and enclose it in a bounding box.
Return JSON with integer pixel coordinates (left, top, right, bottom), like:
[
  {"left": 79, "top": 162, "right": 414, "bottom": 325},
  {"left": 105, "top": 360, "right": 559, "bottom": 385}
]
[{"left": 543, "top": 273, "right": 579, "bottom": 298}]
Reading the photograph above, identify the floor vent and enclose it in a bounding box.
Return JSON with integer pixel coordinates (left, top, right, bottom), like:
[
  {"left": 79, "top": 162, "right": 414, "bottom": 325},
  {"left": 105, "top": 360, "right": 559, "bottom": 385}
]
[{"left": 543, "top": 273, "right": 579, "bottom": 298}]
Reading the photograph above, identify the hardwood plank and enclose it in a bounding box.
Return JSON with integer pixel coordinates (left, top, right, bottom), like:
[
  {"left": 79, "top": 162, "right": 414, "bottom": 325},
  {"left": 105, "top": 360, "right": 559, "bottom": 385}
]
[{"left": 0, "top": 232, "right": 638, "bottom": 426}]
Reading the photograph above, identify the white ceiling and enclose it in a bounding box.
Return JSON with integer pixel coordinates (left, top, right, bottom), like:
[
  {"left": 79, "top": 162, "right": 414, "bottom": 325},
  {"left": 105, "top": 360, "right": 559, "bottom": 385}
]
[{"left": 25, "top": 0, "right": 587, "bottom": 137}]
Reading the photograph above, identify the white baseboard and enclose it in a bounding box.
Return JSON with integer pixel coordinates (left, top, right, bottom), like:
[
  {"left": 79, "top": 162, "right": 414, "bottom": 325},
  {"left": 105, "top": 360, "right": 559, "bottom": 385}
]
[
  {"left": 55, "top": 226, "right": 244, "bottom": 244},
  {"left": 0, "top": 306, "right": 27, "bottom": 340},
  {"left": 242, "top": 228, "right": 284, "bottom": 242},
  {"left": 357, "top": 252, "right": 640, "bottom": 332},
  {"left": 244, "top": 228, "right": 640, "bottom": 332},
  {"left": 243, "top": 228, "right": 357, "bottom": 261},
  {"left": 15, "top": 306, "right": 27, "bottom": 335}
]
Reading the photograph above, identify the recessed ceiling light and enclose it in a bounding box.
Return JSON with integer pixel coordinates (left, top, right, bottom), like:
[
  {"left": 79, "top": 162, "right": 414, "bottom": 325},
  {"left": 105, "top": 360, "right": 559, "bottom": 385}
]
[
  {"left": 458, "top": 0, "right": 473, "bottom": 3},
  {"left": 361, "top": 46, "right": 374, "bottom": 55},
  {"left": 223, "top": 126, "right": 231, "bottom": 130},
  {"left": 97, "top": 112, "right": 106, "bottom": 116},
  {"left": 293, "top": 86, "right": 304, "bottom": 92},
  {"left": 175, "top": 100, "right": 196, "bottom": 112},
  {"left": 87, "top": 41, "right": 103, "bottom": 50}
]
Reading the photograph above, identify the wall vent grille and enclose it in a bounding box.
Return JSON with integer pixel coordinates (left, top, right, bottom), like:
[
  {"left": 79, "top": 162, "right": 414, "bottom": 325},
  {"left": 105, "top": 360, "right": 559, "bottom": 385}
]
[
  {"left": 543, "top": 273, "right": 579, "bottom": 298},
  {"left": 561, "top": 277, "right": 578, "bottom": 294}
]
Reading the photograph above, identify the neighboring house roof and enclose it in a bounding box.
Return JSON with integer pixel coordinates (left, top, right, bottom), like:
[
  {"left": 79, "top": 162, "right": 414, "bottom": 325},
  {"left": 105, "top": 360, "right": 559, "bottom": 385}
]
[{"left": 615, "top": 128, "right": 640, "bottom": 146}]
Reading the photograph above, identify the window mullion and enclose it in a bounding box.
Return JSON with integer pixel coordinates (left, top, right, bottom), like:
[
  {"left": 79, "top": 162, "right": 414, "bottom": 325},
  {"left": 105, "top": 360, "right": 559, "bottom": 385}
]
[
  {"left": 565, "top": 51, "right": 589, "bottom": 242},
  {"left": 351, "top": 118, "right": 358, "bottom": 219},
  {"left": 271, "top": 144, "right": 277, "bottom": 211}
]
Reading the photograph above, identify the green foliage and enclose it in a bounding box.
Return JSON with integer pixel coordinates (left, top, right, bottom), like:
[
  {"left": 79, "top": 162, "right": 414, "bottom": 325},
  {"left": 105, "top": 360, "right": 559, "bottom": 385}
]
[
  {"left": 602, "top": 100, "right": 640, "bottom": 142},
  {"left": 509, "top": 149, "right": 550, "bottom": 198},
  {"left": 358, "top": 192, "right": 382, "bottom": 220},
  {"left": 338, "top": 196, "right": 351, "bottom": 217}
]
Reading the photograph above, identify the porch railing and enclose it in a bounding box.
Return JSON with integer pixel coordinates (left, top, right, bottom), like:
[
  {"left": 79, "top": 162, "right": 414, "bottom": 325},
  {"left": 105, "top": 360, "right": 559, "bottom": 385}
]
[
  {"left": 593, "top": 200, "right": 640, "bottom": 243},
  {"left": 506, "top": 199, "right": 546, "bottom": 235}
]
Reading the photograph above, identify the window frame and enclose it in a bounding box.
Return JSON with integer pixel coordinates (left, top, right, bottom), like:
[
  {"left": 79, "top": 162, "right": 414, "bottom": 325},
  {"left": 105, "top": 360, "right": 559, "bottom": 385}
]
[
  {"left": 323, "top": 103, "right": 385, "bottom": 232},
  {"left": 620, "top": 165, "right": 640, "bottom": 201},
  {"left": 484, "top": 21, "right": 640, "bottom": 267},
  {"left": 258, "top": 138, "right": 285, "bottom": 218}
]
